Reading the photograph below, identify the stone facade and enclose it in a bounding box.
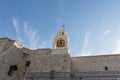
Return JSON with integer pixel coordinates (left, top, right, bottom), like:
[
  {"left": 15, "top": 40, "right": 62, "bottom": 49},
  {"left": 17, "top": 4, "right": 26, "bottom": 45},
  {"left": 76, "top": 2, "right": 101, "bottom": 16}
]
[
  {"left": 0, "top": 28, "right": 120, "bottom": 80},
  {"left": 0, "top": 38, "right": 25, "bottom": 80},
  {"left": 71, "top": 55, "right": 120, "bottom": 72},
  {"left": 51, "top": 49, "right": 71, "bottom": 72}
]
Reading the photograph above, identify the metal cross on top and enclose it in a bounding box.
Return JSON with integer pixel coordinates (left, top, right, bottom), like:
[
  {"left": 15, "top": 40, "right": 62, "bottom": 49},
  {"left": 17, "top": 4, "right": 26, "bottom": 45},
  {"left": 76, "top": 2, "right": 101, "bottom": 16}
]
[{"left": 62, "top": 25, "right": 65, "bottom": 28}]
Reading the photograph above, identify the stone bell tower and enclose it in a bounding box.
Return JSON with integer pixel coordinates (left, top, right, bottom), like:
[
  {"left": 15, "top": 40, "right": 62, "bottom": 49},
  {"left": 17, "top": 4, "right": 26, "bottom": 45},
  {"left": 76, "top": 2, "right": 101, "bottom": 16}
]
[
  {"left": 53, "top": 25, "right": 70, "bottom": 52},
  {"left": 51, "top": 25, "right": 71, "bottom": 72}
]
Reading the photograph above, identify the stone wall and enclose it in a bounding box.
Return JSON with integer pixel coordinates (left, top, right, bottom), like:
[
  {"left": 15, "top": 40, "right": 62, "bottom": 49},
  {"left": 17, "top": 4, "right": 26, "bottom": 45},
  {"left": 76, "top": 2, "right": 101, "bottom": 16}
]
[
  {"left": 0, "top": 38, "right": 26, "bottom": 80},
  {"left": 0, "top": 38, "right": 14, "bottom": 54},
  {"left": 2, "top": 38, "right": 120, "bottom": 80},
  {"left": 25, "top": 49, "right": 51, "bottom": 72},
  {"left": 26, "top": 49, "right": 71, "bottom": 73},
  {"left": 71, "top": 54, "right": 120, "bottom": 72},
  {"left": 51, "top": 49, "right": 71, "bottom": 72}
]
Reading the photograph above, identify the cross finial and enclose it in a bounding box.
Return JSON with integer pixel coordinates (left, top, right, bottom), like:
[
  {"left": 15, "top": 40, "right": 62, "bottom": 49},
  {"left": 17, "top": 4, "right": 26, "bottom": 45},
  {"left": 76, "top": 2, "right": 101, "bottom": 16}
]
[{"left": 62, "top": 25, "right": 64, "bottom": 28}]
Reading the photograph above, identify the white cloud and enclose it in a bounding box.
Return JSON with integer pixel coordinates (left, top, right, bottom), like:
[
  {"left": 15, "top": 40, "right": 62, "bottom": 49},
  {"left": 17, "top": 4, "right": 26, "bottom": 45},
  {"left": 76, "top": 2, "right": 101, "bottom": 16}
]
[
  {"left": 13, "top": 18, "right": 22, "bottom": 43},
  {"left": 103, "top": 30, "right": 111, "bottom": 36},
  {"left": 80, "top": 31, "right": 92, "bottom": 56},
  {"left": 96, "top": 30, "right": 111, "bottom": 54},
  {"left": 47, "top": 33, "right": 55, "bottom": 48},
  {"left": 113, "top": 39, "right": 120, "bottom": 53},
  {"left": 13, "top": 18, "right": 18, "bottom": 27},
  {"left": 23, "top": 21, "right": 46, "bottom": 49},
  {"left": 12, "top": 18, "right": 52, "bottom": 50},
  {"left": 99, "top": 30, "right": 120, "bottom": 55},
  {"left": 112, "top": 29, "right": 120, "bottom": 54}
]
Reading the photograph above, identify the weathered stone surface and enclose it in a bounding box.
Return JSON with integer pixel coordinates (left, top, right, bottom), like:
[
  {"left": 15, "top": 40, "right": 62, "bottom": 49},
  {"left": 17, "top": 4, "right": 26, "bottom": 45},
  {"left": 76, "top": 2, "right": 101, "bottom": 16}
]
[
  {"left": 0, "top": 38, "right": 120, "bottom": 80},
  {"left": 26, "top": 49, "right": 51, "bottom": 72},
  {"left": 51, "top": 49, "right": 71, "bottom": 72},
  {"left": 71, "top": 55, "right": 120, "bottom": 72},
  {"left": 0, "top": 38, "right": 26, "bottom": 80}
]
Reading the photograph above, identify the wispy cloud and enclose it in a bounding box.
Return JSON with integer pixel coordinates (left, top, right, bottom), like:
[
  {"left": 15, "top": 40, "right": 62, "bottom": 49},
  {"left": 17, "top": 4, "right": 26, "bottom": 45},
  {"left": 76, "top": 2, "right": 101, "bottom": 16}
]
[
  {"left": 23, "top": 21, "right": 46, "bottom": 49},
  {"left": 80, "top": 31, "right": 92, "bottom": 56},
  {"left": 103, "top": 29, "right": 120, "bottom": 54},
  {"left": 12, "top": 18, "right": 120, "bottom": 56},
  {"left": 12, "top": 18, "right": 52, "bottom": 50},
  {"left": 103, "top": 30, "right": 111, "bottom": 36},
  {"left": 113, "top": 30, "right": 120, "bottom": 53},
  {"left": 113, "top": 38, "right": 120, "bottom": 54},
  {"left": 96, "top": 30, "right": 111, "bottom": 54},
  {"left": 13, "top": 18, "right": 22, "bottom": 42},
  {"left": 47, "top": 33, "right": 55, "bottom": 48}
]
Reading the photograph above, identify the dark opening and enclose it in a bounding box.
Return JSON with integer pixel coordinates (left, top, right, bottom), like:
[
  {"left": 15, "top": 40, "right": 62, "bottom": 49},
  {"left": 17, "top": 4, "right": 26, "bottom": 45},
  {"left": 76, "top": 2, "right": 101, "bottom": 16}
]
[
  {"left": 79, "top": 77, "right": 83, "bottom": 80},
  {"left": 25, "top": 61, "right": 31, "bottom": 67},
  {"left": 23, "top": 72, "right": 25, "bottom": 75},
  {"left": 8, "top": 65, "right": 17, "bottom": 76},
  {"left": 50, "top": 71, "right": 55, "bottom": 79},
  {"left": 70, "top": 73, "right": 74, "bottom": 78},
  {"left": 14, "top": 65, "right": 18, "bottom": 71},
  {"left": 60, "top": 41, "right": 62, "bottom": 44},
  {"left": 62, "top": 32, "right": 64, "bottom": 35},
  {"left": 104, "top": 66, "right": 108, "bottom": 70}
]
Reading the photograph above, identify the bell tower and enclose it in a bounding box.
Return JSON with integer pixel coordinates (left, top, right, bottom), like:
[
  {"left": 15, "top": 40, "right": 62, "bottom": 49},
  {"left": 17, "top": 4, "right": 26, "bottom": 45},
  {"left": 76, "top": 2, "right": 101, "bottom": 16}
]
[
  {"left": 53, "top": 25, "right": 70, "bottom": 52},
  {"left": 51, "top": 25, "right": 71, "bottom": 72}
]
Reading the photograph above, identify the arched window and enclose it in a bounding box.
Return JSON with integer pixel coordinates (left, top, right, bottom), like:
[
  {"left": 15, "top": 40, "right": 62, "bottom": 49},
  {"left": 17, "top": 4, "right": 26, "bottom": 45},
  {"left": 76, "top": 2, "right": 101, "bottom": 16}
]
[
  {"left": 56, "top": 38, "right": 65, "bottom": 47},
  {"left": 62, "top": 32, "right": 64, "bottom": 35}
]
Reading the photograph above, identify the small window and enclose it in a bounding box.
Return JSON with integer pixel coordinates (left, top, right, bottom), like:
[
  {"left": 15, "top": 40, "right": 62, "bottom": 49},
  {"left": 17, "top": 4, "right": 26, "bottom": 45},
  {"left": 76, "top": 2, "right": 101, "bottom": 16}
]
[
  {"left": 25, "top": 61, "right": 31, "bottom": 67},
  {"left": 8, "top": 65, "right": 17, "bottom": 76},
  {"left": 13, "top": 65, "right": 17, "bottom": 71},
  {"left": 104, "top": 66, "right": 108, "bottom": 70},
  {"left": 62, "top": 32, "right": 64, "bottom": 35}
]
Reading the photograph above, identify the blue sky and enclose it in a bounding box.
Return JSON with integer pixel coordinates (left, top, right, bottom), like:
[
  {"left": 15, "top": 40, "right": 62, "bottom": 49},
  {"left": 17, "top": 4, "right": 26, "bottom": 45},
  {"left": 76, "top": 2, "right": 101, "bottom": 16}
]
[{"left": 0, "top": 0, "right": 120, "bottom": 56}]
